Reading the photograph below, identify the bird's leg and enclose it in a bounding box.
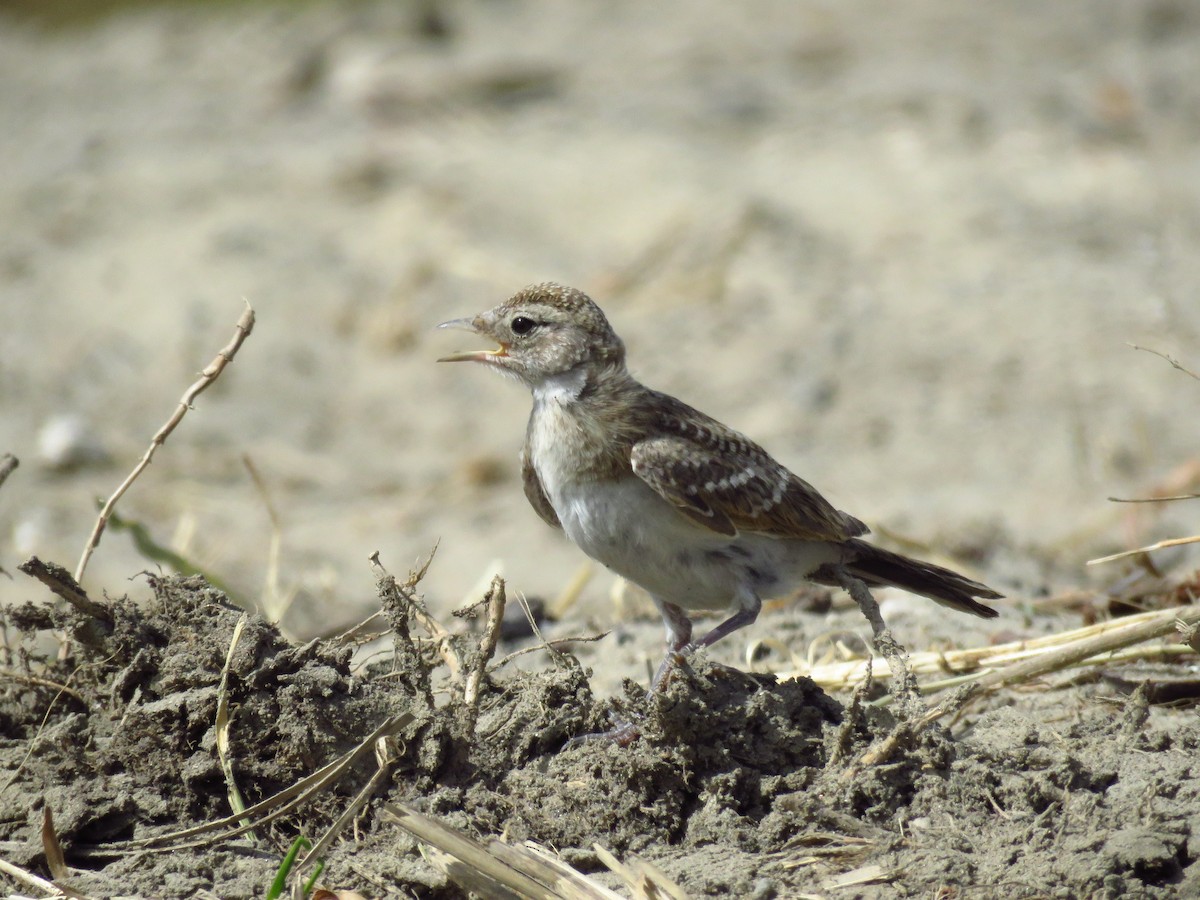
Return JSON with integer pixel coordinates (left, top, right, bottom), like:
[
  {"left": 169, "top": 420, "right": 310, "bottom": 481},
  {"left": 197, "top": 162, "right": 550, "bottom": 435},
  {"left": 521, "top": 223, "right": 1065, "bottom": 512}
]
[
  {"left": 645, "top": 591, "right": 768, "bottom": 693},
  {"left": 651, "top": 592, "right": 762, "bottom": 692},
  {"left": 648, "top": 601, "right": 694, "bottom": 693},
  {"left": 566, "top": 601, "right": 694, "bottom": 747},
  {"left": 692, "top": 592, "right": 762, "bottom": 650},
  {"left": 566, "top": 595, "right": 764, "bottom": 748},
  {"left": 831, "top": 565, "right": 922, "bottom": 713}
]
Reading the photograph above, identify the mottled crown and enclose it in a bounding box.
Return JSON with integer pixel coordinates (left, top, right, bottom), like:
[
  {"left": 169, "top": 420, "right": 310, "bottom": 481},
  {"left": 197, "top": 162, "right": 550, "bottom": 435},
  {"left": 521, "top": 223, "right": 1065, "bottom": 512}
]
[{"left": 502, "top": 282, "right": 625, "bottom": 369}]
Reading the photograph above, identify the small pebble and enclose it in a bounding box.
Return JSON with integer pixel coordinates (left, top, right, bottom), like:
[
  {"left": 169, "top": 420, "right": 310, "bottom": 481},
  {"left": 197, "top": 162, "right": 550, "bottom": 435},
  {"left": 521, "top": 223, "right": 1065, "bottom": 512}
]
[{"left": 37, "top": 413, "right": 108, "bottom": 470}]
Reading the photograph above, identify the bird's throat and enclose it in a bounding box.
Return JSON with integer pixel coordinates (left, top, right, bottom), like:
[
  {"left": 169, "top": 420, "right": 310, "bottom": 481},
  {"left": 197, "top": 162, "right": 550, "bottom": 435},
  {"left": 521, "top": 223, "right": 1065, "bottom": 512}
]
[{"left": 532, "top": 367, "right": 590, "bottom": 405}]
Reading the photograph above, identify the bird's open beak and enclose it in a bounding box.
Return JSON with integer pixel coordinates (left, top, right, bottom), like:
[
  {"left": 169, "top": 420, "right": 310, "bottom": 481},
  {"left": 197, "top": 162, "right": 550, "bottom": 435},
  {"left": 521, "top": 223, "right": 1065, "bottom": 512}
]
[{"left": 436, "top": 316, "right": 509, "bottom": 363}]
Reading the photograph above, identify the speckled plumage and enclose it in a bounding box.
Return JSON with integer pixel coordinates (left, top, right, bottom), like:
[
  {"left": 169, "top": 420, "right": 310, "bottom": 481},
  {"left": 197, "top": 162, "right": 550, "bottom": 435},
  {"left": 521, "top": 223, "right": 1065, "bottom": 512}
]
[{"left": 439, "top": 283, "right": 1000, "bottom": 663}]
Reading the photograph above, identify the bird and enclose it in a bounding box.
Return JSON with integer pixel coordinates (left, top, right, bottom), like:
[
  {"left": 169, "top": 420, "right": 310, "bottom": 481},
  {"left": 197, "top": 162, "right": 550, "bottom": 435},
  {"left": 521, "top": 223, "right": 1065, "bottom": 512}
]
[{"left": 438, "top": 283, "right": 1000, "bottom": 727}]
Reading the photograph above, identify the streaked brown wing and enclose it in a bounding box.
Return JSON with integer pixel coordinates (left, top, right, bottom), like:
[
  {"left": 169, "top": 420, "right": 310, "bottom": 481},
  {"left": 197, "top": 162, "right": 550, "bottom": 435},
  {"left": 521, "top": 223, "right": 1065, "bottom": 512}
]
[
  {"left": 521, "top": 447, "right": 562, "bottom": 529},
  {"left": 630, "top": 414, "right": 868, "bottom": 542}
]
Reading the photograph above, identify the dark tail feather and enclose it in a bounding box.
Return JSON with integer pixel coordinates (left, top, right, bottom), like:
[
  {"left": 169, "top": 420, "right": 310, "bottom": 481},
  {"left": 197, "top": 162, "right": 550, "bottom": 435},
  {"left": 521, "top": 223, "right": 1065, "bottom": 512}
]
[{"left": 814, "top": 539, "right": 1001, "bottom": 619}]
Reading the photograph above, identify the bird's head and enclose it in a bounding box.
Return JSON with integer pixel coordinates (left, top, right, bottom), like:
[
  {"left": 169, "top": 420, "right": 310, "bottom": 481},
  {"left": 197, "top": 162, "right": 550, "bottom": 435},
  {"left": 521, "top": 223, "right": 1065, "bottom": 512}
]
[{"left": 438, "top": 283, "right": 626, "bottom": 389}]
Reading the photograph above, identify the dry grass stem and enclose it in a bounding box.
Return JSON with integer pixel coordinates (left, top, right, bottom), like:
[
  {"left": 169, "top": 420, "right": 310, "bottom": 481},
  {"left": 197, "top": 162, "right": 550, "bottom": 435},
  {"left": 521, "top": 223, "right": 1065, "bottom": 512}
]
[
  {"left": 458, "top": 560, "right": 504, "bottom": 611},
  {"left": 1, "top": 661, "right": 93, "bottom": 799},
  {"left": 0, "top": 855, "right": 67, "bottom": 897},
  {"left": 463, "top": 576, "right": 506, "bottom": 714},
  {"left": 81, "top": 713, "right": 412, "bottom": 856},
  {"left": 500, "top": 589, "right": 574, "bottom": 674},
  {"left": 492, "top": 632, "right": 610, "bottom": 671},
  {"left": 592, "top": 844, "right": 690, "bottom": 899},
  {"left": 0, "top": 453, "right": 17, "bottom": 490},
  {"left": 1128, "top": 343, "right": 1200, "bottom": 381},
  {"left": 779, "top": 832, "right": 878, "bottom": 870},
  {"left": 823, "top": 863, "right": 893, "bottom": 890},
  {"left": 550, "top": 562, "right": 594, "bottom": 618},
  {"left": 41, "top": 807, "right": 68, "bottom": 882},
  {"left": 783, "top": 604, "right": 1200, "bottom": 695},
  {"left": 215, "top": 614, "right": 251, "bottom": 829},
  {"left": 1087, "top": 535, "right": 1200, "bottom": 566},
  {"left": 385, "top": 803, "right": 642, "bottom": 900},
  {"left": 386, "top": 803, "right": 561, "bottom": 900},
  {"left": 1108, "top": 493, "right": 1200, "bottom": 503},
  {"left": 835, "top": 602, "right": 1200, "bottom": 776},
  {"left": 75, "top": 302, "right": 256, "bottom": 583},
  {"left": 370, "top": 550, "right": 464, "bottom": 685},
  {"left": 243, "top": 454, "right": 296, "bottom": 623},
  {"left": 329, "top": 610, "right": 386, "bottom": 646},
  {"left": 292, "top": 738, "right": 398, "bottom": 891},
  {"left": 0, "top": 670, "right": 86, "bottom": 705}
]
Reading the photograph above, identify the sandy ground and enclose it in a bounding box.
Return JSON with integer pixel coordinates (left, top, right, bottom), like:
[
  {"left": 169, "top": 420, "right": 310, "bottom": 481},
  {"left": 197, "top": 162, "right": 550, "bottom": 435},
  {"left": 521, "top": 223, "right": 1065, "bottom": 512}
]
[{"left": 1, "top": 1, "right": 1199, "bottom": 897}]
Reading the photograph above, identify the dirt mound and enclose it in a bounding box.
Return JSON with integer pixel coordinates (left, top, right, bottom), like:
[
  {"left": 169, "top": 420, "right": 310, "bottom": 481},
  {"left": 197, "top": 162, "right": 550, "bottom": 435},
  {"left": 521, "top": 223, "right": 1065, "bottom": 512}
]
[{"left": 1, "top": 567, "right": 1196, "bottom": 897}]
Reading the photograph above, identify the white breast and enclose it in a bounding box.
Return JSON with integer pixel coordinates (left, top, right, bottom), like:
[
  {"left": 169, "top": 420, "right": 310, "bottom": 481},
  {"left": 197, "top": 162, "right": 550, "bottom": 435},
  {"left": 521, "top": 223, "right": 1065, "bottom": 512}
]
[{"left": 554, "top": 476, "right": 741, "bottom": 606}]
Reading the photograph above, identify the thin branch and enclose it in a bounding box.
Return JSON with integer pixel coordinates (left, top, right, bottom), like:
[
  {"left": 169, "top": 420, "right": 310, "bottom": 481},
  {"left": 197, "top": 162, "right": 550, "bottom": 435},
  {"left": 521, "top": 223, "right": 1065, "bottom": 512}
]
[
  {"left": 0, "top": 453, "right": 17, "bottom": 491},
  {"left": 831, "top": 565, "right": 921, "bottom": 713},
  {"left": 1128, "top": 343, "right": 1200, "bottom": 381},
  {"left": 75, "top": 302, "right": 255, "bottom": 583},
  {"left": 0, "top": 669, "right": 87, "bottom": 705},
  {"left": 463, "top": 576, "right": 506, "bottom": 716},
  {"left": 1088, "top": 534, "right": 1200, "bottom": 566},
  {"left": 370, "top": 549, "right": 463, "bottom": 684},
  {"left": 18, "top": 557, "right": 113, "bottom": 656},
  {"left": 490, "top": 632, "right": 610, "bottom": 671},
  {"left": 0, "top": 856, "right": 63, "bottom": 897},
  {"left": 1109, "top": 494, "right": 1200, "bottom": 503}
]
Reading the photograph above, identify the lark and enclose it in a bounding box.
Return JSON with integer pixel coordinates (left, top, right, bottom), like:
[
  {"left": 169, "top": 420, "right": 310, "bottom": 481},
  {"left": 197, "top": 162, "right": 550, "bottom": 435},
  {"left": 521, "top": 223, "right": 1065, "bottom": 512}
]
[{"left": 439, "top": 283, "right": 999, "bottom": 720}]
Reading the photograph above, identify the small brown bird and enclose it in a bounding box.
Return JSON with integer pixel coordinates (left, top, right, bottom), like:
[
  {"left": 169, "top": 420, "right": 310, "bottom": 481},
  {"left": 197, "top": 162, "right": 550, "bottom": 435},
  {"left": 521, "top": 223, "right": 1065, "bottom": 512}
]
[{"left": 439, "top": 284, "right": 999, "bottom": 711}]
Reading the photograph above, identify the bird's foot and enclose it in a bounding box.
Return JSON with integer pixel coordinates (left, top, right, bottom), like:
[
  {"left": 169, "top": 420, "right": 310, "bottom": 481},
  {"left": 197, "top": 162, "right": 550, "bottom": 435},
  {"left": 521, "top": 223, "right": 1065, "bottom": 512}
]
[{"left": 649, "top": 649, "right": 689, "bottom": 694}]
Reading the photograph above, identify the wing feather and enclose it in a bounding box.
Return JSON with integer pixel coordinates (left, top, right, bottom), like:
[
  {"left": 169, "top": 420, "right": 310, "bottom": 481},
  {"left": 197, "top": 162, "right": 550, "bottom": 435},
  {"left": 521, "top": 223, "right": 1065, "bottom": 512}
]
[
  {"left": 521, "top": 447, "right": 561, "bottom": 529},
  {"left": 630, "top": 396, "right": 867, "bottom": 542}
]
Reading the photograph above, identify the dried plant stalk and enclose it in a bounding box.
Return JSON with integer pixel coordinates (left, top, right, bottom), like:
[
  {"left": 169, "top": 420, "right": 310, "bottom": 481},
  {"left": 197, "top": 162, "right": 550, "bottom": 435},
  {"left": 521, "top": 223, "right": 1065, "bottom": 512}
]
[
  {"left": 782, "top": 604, "right": 1200, "bottom": 693},
  {"left": 75, "top": 302, "right": 255, "bottom": 583}
]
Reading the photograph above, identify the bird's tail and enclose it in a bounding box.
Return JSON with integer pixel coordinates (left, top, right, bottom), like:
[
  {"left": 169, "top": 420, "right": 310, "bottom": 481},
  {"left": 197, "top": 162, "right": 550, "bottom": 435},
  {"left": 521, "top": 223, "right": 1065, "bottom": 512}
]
[{"left": 814, "top": 538, "right": 1001, "bottom": 619}]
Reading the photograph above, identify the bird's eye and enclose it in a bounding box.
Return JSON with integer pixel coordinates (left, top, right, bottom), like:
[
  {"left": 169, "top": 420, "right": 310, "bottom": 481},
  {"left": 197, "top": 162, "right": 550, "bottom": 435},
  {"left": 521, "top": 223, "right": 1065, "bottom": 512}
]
[{"left": 510, "top": 316, "right": 537, "bottom": 336}]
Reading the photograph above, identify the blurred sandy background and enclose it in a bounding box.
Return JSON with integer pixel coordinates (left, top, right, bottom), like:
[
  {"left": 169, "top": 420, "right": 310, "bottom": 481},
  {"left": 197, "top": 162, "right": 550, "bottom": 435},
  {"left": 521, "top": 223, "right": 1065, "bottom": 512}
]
[{"left": 2, "top": 0, "right": 1198, "bottom": 637}]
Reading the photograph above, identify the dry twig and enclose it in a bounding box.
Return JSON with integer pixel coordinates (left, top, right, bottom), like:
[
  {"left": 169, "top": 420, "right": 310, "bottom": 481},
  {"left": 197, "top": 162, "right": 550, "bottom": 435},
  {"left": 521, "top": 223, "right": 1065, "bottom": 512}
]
[
  {"left": 1128, "top": 343, "right": 1200, "bottom": 381},
  {"left": 370, "top": 549, "right": 463, "bottom": 685},
  {"left": 0, "top": 856, "right": 66, "bottom": 897},
  {"left": 1088, "top": 535, "right": 1200, "bottom": 566},
  {"left": 75, "top": 302, "right": 255, "bottom": 583},
  {"left": 462, "top": 575, "right": 506, "bottom": 715},
  {"left": 0, "top": 670, "right": 86, "bottom": 705},
  {"left": 385, "top": 803, "right": 646, "bottom": 899},
  {"left": 243, "top": 454, "right": 295, "bottom": 623},
  {"left": 18, "top": 557, "right": 113, "bottom": 653},
  {"left": 0, "top": 453, "right": 17, "bottom": 491},
  {"left": 831, "top": 566, "right": 921, "bottom": 713},
  {"left": 291, "top": 737, "right": 399, "bottom": 893},
  {"left": 491, "top": 632, "right": 610, "bottom": 671}
]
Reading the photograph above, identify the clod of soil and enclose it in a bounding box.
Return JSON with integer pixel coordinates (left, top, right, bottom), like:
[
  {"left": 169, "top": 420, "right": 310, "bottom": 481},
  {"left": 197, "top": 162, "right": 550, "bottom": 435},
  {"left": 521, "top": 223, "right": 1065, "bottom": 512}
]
[{"left": 2, "top": 571, "right": 1197, "bottom": 897}]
